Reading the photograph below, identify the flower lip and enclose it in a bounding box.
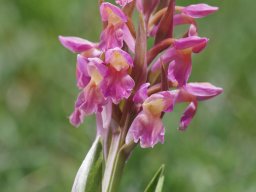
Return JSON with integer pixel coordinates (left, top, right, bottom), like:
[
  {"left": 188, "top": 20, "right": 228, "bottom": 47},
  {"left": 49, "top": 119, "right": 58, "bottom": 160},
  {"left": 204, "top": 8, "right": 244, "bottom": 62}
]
[
  {"left": 105, "top": 48, "right": 133, "bottom": 71},
  {"left": 100, "top": 2, "right": 127, "bottom": 25},
  {"left": 133, "top": 83, "right": 150, "bottom": 104}
]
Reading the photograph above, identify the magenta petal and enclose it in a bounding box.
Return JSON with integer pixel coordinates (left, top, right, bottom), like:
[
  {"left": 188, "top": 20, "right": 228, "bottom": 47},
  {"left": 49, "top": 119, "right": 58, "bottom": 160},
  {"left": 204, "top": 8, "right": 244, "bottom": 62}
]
[
  {"left": 100, "top": 2, "right": 127, "bottom": 23},
  {"left": 76, "top": 56, "right": 106, "bottom": 89},
  {"left": 123, "top": 25, "right": 135, "bottom": 53},
  {"left": 96, "top": 101, "right": 112, "bottom": 137},
  {"left": 99, "top": 26, "right": 124, "bottom": 51},
  {"left": 101, "top": 69, "right": 135, "bottom": 104},
  {"left": 167, "top": 53, "right": 192, "bottom": 87},
  {"left": 174, "top": 13, "right": 196, "bottom": 26},
  {"left": 76, "top": 55, "right": 90, "bottom": 89},
  {"left": 182, "top": 4, "right": 219, "bottom": 18},
  {"left": 188, "top": 24, "right": 198, "bottom": 36},
  {"left": 133, "top": 83, "right": 150, "bottom": 104},
  {"left": 179, "top": 100, "right": 197, "bottom": 130},
  {"left": 173, "top": 36, "right": 208, "bottom": 52},
  {"left": 160, "top": 91, "right": 177, "bottom": 112},
  {"left": 105, "top": 48, "right": 133, "bottom": 71},
  {"left": 151, "top": 47, "right": 176, "bottom": 71},
  {"left": 75, "top": 83, "right": 107, "bottom": 116},
  {"left": 126, "top": 112, "right": 164, "bottom": 148},
  {"left": 69, "top": 109, "right": 84, "bottom": 127},
  {"left": 184, "top": 82, "right": 223, "bottom": 101},
  {"left": 59, "top": 36, "right": 95, "bottom": 53}
]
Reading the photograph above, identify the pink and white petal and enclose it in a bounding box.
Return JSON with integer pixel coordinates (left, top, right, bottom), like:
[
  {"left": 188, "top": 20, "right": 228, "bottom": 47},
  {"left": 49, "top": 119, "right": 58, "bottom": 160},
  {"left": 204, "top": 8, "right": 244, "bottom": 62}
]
[
  {"left": 133, "top": 83, "right": 150, "bottom": 104},
  {"left": 188, "top": 24, "right": 198, "bottom": 36},
  {"left": 167, "top": 53, "right": 192, "bottom": 87},
  {"left": 123, "top": 24, "right": 135, "bottom": 53},
  {"left": 69, "top": 109, "right": 84, "bottom": 127},
  {"left": 78, "top": 83, "right": 107, "bottom": 115},
  {"left": 59, "top": 36, "right": 96, "bottom": 53},
  {"left": 99, "top": 26, "right": 124, "bottom": 51},
  {"left": 160, "top": 91, "right": 177, "bottom": 112},
  {"left": 184, "top": 82, "right": 223, "bottom": 101},
  {"left": 182, "top": 4, "right": 219, "bottom": 18},
  {"left": 173, "top": 36, "right": 208, "bottom": 51},
  {"left": 151, "top": 47, "right": 177, "bottom": 71},
  {"left": 101, "top": 69, "right": 135, "bottom": 104},
  {"left": 96, "top": 101, "right": 112, "bottom": 150},
  {"left": 100, "top": 2, "right": 127, "bottom": 23},
  {"left": 105, "top": 47, "right": 133, "bottom": 71},
  {"left": 126, "top": 112, "right": 165, "bottom": 148},
  {"left": 76, "top": 55, "right": 91, "bottom": 88},
  {"left": 174, "top": 13, "right": 196, "bottom": 26},
  {"left": 179, "top": 100, "right": 197, "bottom": 130}
]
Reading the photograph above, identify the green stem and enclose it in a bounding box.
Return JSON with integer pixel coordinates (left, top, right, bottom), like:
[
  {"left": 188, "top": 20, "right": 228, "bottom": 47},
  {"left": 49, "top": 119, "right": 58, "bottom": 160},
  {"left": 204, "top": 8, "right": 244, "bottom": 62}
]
[
  {"left": 102, "top": 133, "right": 121, "bottom": 192},
  {"left": 107, "top": 149, "right": 127, "bottom": 192},
  {"left": 107, "top": 142, "right": 137, "bottom": 192}
]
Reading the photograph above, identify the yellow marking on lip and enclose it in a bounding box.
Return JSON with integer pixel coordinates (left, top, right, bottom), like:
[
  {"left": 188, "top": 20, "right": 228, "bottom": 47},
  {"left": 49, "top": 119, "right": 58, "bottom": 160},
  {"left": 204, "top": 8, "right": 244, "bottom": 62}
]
[
  {"left": 178, "top": 48, "right": 192, "bottom": 55},
  {"left": 143, "top": 98, "right": 164, "bottom": 116},
  {"left": 109, "top": 51, "right": 129, "bottom": 71},
  {"left": 106, "top": 8, "right": 121, "bottom": 25},
  {"left": 90, "top": 67, "right": 103, "bottom": 85}
]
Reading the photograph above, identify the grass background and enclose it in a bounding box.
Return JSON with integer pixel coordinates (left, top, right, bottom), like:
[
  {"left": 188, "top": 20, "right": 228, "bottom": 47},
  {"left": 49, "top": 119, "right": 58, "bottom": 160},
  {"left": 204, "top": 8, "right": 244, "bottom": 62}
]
[{"left": 0, "top": 0, "right": 256, "bottom": 191}]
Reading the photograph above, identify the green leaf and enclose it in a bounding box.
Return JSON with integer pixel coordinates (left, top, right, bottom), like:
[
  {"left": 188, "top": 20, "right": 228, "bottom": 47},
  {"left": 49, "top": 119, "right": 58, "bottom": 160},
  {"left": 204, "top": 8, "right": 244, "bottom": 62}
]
[
  {"left": 144, "top": 165, "right": 165, "bottom": 192},
  {"left": 72, "top": 136, "right": 103, "bottom": 192}
]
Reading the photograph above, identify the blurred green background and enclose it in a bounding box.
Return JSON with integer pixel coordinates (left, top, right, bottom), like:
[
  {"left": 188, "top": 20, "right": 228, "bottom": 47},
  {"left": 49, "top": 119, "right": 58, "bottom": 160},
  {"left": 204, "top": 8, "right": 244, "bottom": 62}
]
[{"left": 1, "top": 0, "right": 256, "bottom": 191}]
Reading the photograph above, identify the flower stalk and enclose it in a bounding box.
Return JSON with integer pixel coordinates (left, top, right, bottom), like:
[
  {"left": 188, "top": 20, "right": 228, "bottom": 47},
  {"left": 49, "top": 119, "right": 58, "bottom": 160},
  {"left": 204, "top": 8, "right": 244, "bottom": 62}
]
[{"left": 59, "top": 1, "right": 223, "bottom": 191}]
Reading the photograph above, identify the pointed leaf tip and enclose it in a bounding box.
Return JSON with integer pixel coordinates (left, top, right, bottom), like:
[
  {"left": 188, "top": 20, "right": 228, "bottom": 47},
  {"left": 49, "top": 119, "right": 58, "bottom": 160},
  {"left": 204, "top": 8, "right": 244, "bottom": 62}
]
[
  {"left": 144, "top": 164, "right": 165, "bottom": 192},
  {"left": 72, "top": 136, "right": 103, "bottom": 192}
]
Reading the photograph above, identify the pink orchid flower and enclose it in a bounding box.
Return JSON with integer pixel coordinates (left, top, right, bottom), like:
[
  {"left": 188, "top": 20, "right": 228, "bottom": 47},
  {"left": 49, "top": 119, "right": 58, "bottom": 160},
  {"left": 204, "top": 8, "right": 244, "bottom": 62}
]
[
  {"left": 176, "top": 82, "right": 223, "bottom": 130},
  {"left": 99, "top": 3, "right": 135, "bottom": 52},
  {"left": 101, "top": 48, "right": 135, "bottom": 104},
  {"left": 60, "top": 1, "right": 222, "bottom": 153},
  {"left": 58, "top": 36, "right": 101, "bottom": 58},
  {"left": 152, "top": 36, "right": 208, "bottom": 87},
  {"left": 70, "top": 56, "right": 108, "bottom": 127},
  {"left": 126, "top": 91, "right": 176, "bottom": 148}
]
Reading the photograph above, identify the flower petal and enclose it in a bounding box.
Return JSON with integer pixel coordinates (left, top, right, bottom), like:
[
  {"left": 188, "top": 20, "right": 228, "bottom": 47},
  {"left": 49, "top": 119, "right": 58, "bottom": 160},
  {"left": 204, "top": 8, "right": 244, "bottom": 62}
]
[
  {"left": 151, "top": 47, "right": 177, "bottom": 71},
  {"left": 100, "top": 2, "right": 127, "bottom": 25},
  {"left": 167, "top": 53, "right": 192, "bottom": 87},
  {"left": 122, "top": 24, "right": 135, "bottom": 52},
  {"left": 184, "top": 82, "right": 223, "bottom": 101},
  {"left": 105, "top": 48, "right": 133, "bottom": 71},
  {"left": 69, "top": 109, "right": 84, "bottom": 127},
  {"left": 76, "top": 55, "right": 91, "bottom": 89},
  {"left": 179, "top": 100, "right": 197, "bottom": 130},
  {"left": 181, "top": 4, "right": 219, "bottom": 18},
  {"left": 99, "top": 26, "right": 124, "bottom": 51},
  {"left": 101, "top": 69, "right": 135, "bottom": 104},
  {"left": 173, "top": 36, "right": 209, "bottom": 53},
  {"left": 133, "top": 83, "right": 150, "bottom": 104},
  {"left": 126, "top": 112, "right": 164, "bottom": 148},
  {"left": 59, "top": 36, "right": 96, "bottom": 53}
]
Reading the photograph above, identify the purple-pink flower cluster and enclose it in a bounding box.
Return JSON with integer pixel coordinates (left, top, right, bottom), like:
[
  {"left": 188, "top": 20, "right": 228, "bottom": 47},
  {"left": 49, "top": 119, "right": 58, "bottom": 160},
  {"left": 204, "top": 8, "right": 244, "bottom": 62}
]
[{"left": 59, "top": 0, "right": 223, "bottom": 148}]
